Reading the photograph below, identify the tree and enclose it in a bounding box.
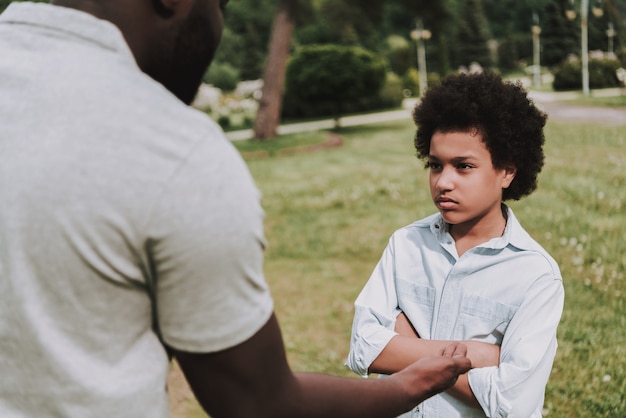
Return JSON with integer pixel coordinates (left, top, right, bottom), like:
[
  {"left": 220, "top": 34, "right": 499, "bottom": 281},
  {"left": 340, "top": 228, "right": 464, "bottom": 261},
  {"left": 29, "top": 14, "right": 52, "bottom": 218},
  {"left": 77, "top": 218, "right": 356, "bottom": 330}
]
[
  {"left": 541, "top": 0, "right": 579, "bottom": 66},
  {"left": 218, "top": 0, "right": 275, "bottom": 81},
  {"left": 296, "top": 0, "right": 387, "bottom": 49},
  {"left": 454, "top": 0, "right": 493, "bottom": 69},
  {"left": 252, "top": 0, "right": 299, "bottom": 140},
  {"left": 239, "top": 23, "right": 265, "bottom": 80},
  {"left": 283, "top": 44, "right": 387, "bottom": 124},
  {"left": 386, "top": 0, "right": 454, "bottom": 75},
  {"left": 587, "top": 0, "right": 623, "bottom": 54}
]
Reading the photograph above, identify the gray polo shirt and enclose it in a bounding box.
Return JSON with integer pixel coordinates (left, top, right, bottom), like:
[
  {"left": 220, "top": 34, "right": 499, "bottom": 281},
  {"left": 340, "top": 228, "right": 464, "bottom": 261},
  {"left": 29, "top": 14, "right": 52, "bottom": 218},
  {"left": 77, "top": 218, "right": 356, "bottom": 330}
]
[{"left": 0, "top": 3, "right": 273, "bottom": 416}]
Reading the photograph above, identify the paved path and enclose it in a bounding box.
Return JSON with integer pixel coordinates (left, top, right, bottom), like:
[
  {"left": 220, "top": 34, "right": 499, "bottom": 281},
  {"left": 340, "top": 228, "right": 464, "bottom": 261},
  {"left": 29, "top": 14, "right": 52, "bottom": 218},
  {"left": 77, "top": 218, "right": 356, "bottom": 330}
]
[
  {"left": 225, "top": 88, "right": 626, "bottom": 141},
  {"left": 529, "top": 89, "right": 626, "bottom": 126},
  {"left": 225, "top": 107, "right": 414, "bottom": 141}
]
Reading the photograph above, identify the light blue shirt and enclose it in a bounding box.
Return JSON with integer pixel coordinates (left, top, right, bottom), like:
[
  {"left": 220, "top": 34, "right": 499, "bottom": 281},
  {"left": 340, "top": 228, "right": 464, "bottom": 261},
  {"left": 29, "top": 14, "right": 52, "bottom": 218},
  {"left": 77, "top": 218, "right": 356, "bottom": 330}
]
[{"left": 346, "top": 207, "right": 564, "bottom": 417}]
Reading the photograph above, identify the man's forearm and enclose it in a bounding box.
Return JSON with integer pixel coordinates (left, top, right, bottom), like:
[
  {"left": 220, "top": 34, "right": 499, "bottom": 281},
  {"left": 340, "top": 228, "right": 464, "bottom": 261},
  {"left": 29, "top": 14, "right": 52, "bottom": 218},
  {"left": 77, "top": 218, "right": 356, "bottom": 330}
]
[
  {"left": 174, "top": 313, "right": 471, "bottom": 418},
  {"left": 291, "top": 372, "right": 417, "bottom": 418},
  {"left": 290, "top": 343, "right": 472, "bottom": 418}
]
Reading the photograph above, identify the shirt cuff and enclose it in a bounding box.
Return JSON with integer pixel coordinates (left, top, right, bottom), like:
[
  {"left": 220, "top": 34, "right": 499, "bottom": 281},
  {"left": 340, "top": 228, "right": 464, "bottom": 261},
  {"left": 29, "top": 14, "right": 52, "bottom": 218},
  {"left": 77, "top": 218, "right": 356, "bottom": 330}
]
[
  {"left": 347, "top": 328, "right": 397, "bottom": 377},
  {"left": 468, "top": 366, "right": 512, "bottom": 418}
]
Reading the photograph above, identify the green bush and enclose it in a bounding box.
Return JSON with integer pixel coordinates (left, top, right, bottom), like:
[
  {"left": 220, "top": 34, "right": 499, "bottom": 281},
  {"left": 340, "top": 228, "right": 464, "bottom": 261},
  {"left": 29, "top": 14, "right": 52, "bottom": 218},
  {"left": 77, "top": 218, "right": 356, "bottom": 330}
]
[
  {"left": 552, "top": 61, "right": 579, "bottom": 91},
  {"left": 588, "top": 59, "right": 622, "bottom": 89},
  {"left": 616, "top": 47, "right": 626, "bottom": 67},
  {"left": 377, "top": 72, "right": 404, "bottom": 109},
  {"left": 283, "top": 44, "right": 387, "bottom": 119},
  {"left": 384, "top": 35, "right": 412, "bottom": 77},
  {"left": 203, "top": 62, "right": 240, "bottom": 92},
  {"left": 402, "top": 68, "right": 420, "bottom": 97},
  {"left": 426, "top": 72, "right": 442, "bottom": 90},
  {"left": 217, "top": 114, "right": 231, "bottom": 129},
  {"left": 552, "top": 58, "right": 622, "bottom": 91},
  {"left": 400, "top": 69, "right": 441, "bottom": 98},
  {"left": 497, "top": 34, "right": 532, "bottom": 71}
]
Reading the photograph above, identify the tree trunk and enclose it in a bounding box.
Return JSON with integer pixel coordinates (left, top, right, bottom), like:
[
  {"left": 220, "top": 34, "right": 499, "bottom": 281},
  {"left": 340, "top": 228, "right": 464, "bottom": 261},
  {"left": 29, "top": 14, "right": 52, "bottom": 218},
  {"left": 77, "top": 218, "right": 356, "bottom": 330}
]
[{"left": 253, "top": 0, "right": 295, "bottom": 140}]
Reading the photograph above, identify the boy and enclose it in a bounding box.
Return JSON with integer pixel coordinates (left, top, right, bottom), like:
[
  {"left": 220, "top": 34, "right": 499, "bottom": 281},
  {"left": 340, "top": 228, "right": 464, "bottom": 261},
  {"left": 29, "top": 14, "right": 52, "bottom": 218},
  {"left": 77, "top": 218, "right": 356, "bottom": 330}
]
[{"left": 346, "top": 72, "right": 564, "bottom": 417}]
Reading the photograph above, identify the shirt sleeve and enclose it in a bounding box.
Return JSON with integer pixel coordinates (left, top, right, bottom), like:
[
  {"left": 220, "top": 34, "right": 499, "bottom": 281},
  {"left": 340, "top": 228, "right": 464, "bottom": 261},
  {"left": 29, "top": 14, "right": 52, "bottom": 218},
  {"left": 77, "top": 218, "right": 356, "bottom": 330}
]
[
  {"left": 468, "top": 274, "right": 564, "bottom": 417},
  {"left": 147, "top": 132, "right": 274, "bottom": 353},
  {"left": 346, "top": 239, "right": 401, "bottom": 377}
]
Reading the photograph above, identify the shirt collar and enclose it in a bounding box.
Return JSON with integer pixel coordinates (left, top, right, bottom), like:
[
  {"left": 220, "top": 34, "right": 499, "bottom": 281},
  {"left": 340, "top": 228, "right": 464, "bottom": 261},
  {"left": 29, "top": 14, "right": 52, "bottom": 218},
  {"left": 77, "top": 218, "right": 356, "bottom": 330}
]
[
  {"left": 428, "top": 205, "right": 537, "bottom": 251},
  {"left": 1, "top": 2, "right": 136, "bottom": 66}
]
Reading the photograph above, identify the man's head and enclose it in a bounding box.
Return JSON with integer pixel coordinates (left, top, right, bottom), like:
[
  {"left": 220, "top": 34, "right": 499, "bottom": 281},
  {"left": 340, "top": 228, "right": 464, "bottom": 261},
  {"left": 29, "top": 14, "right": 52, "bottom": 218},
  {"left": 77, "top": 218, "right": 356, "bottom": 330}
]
[
  {"left": 413, "top": 72, "right": 547, "bottom": 201},
  {"left": 52, "top": 0, "right": 228, "bottom": 104}
]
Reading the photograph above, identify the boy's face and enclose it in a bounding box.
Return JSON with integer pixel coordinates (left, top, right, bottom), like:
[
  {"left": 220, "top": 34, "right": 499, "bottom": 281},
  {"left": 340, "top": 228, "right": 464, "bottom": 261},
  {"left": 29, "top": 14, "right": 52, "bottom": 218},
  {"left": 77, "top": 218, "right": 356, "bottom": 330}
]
[{"left": 427, "top": 130, "right": 516, "bottom": 234}]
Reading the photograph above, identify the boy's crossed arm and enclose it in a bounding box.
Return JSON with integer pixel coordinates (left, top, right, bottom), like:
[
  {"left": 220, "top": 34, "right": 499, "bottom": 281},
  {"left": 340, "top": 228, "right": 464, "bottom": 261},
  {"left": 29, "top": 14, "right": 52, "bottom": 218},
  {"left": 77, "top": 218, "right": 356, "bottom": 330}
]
[{"left": 369, "top": 312, "right": 500, "bottom": 408}]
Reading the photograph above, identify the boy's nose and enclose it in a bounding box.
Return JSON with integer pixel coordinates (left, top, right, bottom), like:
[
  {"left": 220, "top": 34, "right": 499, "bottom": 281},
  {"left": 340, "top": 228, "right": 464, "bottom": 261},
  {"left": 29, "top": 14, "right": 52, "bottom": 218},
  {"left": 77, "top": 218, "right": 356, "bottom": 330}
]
[{"left": 435, "top": 167, "right": 454, "bottom": 191}]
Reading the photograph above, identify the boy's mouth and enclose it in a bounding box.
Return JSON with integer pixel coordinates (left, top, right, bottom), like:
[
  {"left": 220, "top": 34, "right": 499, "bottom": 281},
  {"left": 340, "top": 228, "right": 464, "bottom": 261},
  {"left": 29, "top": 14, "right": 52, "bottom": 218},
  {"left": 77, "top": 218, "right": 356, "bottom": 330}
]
[{"left": 435, "top": 196, "right": 458, "bottom": 210}]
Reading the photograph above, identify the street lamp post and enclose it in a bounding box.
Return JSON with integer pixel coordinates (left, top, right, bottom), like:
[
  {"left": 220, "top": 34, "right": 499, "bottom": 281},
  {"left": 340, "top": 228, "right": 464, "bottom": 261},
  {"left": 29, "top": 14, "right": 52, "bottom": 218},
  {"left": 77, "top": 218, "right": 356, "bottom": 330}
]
[
  {"left": 532, "top": 13, "right": 542, "bottom": 88},
  {"left": 607, "top": 22, "right": 616, "bottom": 57},
  {"left": 567, "top": 0, "right": 604, "bottom": 96},
  {"left": 581, "top": 0, "right": 591, "bottom": 96},
  {"left": 411, "top": 19, "right": 431, "bottom": 97}
]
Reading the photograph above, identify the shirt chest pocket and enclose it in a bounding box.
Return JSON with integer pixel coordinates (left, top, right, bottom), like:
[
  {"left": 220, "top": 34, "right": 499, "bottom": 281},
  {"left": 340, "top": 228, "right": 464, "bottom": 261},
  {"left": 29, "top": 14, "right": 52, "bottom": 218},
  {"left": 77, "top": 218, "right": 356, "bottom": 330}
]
[
  {"left": 396, "top": 279, "right": 436, "bottom": 339},
  {"left": 454, "top": 295, "right": 517, "bottom": 345}
]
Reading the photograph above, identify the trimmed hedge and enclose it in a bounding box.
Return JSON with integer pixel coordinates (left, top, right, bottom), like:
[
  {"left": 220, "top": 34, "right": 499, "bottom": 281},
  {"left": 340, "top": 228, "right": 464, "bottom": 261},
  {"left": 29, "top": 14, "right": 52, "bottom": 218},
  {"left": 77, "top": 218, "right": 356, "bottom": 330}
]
[
  {"left": 553, "top": 58, "right": 622, "bottom": 91},
  {"left": 283, "top": 44, "right": 387, "bottom": 119}
]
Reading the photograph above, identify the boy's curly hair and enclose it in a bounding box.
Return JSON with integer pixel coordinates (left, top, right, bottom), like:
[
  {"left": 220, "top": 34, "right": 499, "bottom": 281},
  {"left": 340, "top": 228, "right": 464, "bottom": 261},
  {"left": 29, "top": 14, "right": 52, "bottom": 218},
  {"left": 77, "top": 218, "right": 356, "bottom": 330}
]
[{"left": 413, "top": 72, "right": 547, "bottom": 201}]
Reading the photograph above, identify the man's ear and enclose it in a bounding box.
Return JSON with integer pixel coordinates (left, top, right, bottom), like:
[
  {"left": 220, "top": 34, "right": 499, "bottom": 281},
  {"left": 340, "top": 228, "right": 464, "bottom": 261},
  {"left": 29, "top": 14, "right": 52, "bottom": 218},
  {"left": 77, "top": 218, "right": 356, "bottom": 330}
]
[
  {"left": 152, "top": 0, "right": 192, "bottom": 18},
  {"left": 501, "top": 165, "right": 517, "bottom": 189}
]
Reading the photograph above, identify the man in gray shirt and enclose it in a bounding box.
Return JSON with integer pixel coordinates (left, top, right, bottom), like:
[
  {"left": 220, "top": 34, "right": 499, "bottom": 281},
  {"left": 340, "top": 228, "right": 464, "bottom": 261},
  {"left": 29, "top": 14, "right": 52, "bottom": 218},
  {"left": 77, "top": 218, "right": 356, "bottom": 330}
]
[{"left": 0, "top": 1, "right": 470, "bottom": 417}]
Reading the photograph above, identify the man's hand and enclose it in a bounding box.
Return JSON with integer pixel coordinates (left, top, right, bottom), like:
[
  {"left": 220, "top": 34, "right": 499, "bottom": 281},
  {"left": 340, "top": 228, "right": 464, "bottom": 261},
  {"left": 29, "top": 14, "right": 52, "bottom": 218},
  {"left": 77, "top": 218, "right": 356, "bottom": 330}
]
[{"left": 391, "top": 342, "right": 471, "bottom": 404}]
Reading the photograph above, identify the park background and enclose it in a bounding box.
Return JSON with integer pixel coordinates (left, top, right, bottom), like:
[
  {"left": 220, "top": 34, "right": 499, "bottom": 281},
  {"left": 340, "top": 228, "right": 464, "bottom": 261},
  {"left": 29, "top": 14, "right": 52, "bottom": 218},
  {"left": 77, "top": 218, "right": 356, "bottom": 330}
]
[
  {"left": 2, "top": 1, "right": 625, "bottom": 417},
  {"left": 3, "top": 0, "right": 626, "bottom": 137}
]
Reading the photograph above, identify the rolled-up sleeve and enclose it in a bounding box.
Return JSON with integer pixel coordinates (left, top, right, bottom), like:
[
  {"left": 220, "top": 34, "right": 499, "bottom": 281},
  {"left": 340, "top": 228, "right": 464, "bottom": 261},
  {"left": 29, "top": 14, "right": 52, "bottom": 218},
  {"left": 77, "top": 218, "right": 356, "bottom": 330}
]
[
  {"left": 468, "top": 275, "right": 564, "bottom": 417},
  {"left": 346, "top": 240, "right": 401, "bottom": 377}
]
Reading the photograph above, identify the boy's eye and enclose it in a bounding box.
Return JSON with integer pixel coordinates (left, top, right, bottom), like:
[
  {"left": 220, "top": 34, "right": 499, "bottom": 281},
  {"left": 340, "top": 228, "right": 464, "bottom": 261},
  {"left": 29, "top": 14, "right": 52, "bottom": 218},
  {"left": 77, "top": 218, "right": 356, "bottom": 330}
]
[
  {"left": 426, "top": 161, "right": 441, "bottom": 170},
  {"left": 457, "top": 163, "right": 473, "bottom": 170}
]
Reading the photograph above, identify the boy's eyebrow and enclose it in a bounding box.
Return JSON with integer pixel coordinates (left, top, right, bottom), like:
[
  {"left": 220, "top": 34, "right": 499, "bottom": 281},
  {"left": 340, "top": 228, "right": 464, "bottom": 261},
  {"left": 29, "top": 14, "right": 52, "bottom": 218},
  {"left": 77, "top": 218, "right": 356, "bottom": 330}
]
[
  {"left": 428, "top": 155, "right": 478, "bottom": 162},
  {"left": 451, "top": 156, "right": 478, "bottom": 163}
]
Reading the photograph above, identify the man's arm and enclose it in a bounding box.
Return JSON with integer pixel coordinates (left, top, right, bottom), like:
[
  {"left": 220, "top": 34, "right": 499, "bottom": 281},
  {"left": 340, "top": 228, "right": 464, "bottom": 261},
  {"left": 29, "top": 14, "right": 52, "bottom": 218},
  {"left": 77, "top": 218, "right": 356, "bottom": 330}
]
[
  {"left": 369, "top": 312, "right": 500, "bottom": 408},
  {"left": 170, "top": 312, "right": 471, "bottom": 418}
]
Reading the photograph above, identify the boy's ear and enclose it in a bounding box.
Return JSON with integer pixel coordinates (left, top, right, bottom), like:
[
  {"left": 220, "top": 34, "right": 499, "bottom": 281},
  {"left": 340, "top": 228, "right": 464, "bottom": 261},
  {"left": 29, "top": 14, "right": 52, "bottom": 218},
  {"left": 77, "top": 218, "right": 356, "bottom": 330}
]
[{"left": 501, "top": 165, "right": 517, "bottom": 189}]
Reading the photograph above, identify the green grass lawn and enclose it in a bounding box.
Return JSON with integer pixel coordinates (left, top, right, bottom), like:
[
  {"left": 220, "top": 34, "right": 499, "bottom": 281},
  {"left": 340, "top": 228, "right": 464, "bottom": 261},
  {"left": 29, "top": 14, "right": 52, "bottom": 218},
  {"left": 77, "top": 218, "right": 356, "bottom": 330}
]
[{"left": 190, "top": 115, "right": 625, "bottom": 417}]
